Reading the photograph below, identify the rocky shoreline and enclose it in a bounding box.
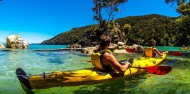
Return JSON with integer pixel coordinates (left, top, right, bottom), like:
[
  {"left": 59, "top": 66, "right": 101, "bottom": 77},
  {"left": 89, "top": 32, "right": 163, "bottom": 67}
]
[
  {"left": 0, "top": 34, "right": 144, "bottom": 55},
  {"left": 67, "top": 43, "right": 144, "bottom": 55}
]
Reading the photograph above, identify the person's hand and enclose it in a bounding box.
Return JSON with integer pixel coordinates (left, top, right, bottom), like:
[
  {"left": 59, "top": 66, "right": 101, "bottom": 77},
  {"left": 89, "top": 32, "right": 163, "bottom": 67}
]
[{"left": 128, "top": 58, "right": 134, "bottom": 64}]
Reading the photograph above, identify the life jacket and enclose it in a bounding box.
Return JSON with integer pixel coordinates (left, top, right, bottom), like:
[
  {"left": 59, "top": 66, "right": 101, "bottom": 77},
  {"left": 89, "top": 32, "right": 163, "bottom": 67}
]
[
  {"left": 91, "top": 50, "right": 112, "bottom": 71},
  {"left": 144, "top": 47, "right": 154, "bottom": 57}
]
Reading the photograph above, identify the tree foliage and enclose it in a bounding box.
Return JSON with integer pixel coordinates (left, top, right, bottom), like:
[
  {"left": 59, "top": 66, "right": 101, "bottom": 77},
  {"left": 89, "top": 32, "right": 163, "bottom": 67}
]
[
  {"left": 90, "top": 0, "right": 128, "bottom": 45},
  {"left": 165, "top": 0, "right": 188, "bottom": 5},
  {"left": 175, "top": 3, "right": 190, "bottom": 45},
  {"left": 165, "top": 0, "right": 190, "bottom": 46},
  {"left": 116, "top": 14, "right": 177, "bottom": 46},
  {"left": 92, "top": 0, "right": 127, "bottom": 26}
]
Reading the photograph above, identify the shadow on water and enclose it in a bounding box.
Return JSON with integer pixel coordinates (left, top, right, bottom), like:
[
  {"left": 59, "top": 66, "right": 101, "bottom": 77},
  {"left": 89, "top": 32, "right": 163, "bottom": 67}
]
[
  {"left": 48, "top": 57, "right": 64, "bottom": 64},
  {"left": 164, "top": 56, "right": 190, "bottom": 68},
  {"left": 35, "top": 51, "right": 66, "bottom": 64},
  {"left": 35, "top": 51, "right": 89, "bottom": 65},
  {"left": 164, "top": 58, "right": 183, "bottom": 67},
  {"left": 72, "top": 73, "right": 148, "bottom": 94}
]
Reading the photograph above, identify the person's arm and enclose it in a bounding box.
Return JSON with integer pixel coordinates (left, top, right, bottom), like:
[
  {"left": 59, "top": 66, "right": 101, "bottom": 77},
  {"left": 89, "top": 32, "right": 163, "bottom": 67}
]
[
  {"left": 154, "top": 48, "right": 163, "bottom": 56},
  {"left": 104, "top": 53, "right": 131, "bottom": 73}
]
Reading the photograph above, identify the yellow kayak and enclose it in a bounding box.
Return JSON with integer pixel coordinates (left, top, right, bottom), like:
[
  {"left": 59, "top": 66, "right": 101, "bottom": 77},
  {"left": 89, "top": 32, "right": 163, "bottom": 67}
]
[{"left": 16, "top": 52, "right": 168, "bottom": 91}]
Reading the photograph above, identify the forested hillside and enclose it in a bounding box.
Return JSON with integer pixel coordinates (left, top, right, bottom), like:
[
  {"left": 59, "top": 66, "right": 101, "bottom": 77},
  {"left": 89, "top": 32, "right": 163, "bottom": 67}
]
[
  {"left": 42, "top": 25, "right": 96, "bottom": 45},
  {"left": 116, "top": 14, "right": 177, "bottom": 46},
  {"left": 42, "top": 14, "right": 184, "bottom": 46}
]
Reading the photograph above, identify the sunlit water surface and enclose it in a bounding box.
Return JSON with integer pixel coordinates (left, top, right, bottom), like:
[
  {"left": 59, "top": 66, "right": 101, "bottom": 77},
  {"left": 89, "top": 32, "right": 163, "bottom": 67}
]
[{"left": 0, "top": 45, "right": 190, "bottom": 94}]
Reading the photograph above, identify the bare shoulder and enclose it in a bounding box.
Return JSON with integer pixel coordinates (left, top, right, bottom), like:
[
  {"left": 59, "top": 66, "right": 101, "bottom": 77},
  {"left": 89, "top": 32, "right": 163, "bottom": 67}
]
[
  {"left": 103, "top": 52, "right": 114, "bottom": 60},
  {"left": 153, "top": 48, "right": 158, "bottom": 50}
]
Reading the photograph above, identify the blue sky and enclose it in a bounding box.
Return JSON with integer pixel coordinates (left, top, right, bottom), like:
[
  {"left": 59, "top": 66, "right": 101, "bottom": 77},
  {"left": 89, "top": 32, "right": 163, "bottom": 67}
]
[{"left": 0, "top": 0, "right": 179, "bottom": 43}]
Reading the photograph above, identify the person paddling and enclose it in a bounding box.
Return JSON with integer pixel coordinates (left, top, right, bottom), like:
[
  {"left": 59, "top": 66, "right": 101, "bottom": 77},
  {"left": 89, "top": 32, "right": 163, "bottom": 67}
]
[
  {"left": 144, "top": 39, "right": 163, "bottom": 57},
  {"left": 90, "top": 34, "right": 133, "bottom": 75}
]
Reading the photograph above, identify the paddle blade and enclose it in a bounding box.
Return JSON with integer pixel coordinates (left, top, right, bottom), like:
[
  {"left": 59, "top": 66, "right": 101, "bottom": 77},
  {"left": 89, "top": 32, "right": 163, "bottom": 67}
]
[
  {"left": 146, "top": 66, "right": 172, "bottom": 75},
  {"left": 169, "top": 52, "right": 182, "bottom": 56},
  {"left": 126, "top": 48, "right": 135, "bottom": 53}
]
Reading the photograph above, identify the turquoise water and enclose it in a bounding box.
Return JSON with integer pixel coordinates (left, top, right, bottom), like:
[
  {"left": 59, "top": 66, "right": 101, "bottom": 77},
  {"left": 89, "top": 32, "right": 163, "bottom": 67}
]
[
  {"left": 28, "top": 44, "right": 68, "bottom": 50},
  {"left": 0, "top": 45, "right": 190, "bottom": 94},
  {"left": 155, "top": 46, "right": 180, "bottom": 51}
]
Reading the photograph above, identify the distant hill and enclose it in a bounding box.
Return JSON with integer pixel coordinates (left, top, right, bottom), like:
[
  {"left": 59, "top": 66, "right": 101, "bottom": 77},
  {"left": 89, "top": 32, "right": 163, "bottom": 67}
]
[
  {"left": 41, "top": 25, "right": 97, "bottom": 45},
  {"left": 42, "top": 14, "right": 182, "bottom": 46}
]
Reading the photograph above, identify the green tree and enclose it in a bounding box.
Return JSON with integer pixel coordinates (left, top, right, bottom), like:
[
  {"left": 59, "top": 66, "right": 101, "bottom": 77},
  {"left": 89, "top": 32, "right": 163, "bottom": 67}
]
[
  {"left": 92, "top": 0, "right": 127, "bottom": 27},
  {"left": 165, "top": 0, "right": 190, "bottom": 46},
  {"left": 175, "top": 3, "right": 190, "bottom": 45},
  {"left": 165, "top": 0, "right": 189, "bottom": 5}
]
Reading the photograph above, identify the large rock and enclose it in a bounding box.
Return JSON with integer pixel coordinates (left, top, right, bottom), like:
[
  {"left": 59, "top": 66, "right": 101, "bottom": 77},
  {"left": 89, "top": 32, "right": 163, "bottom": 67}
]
[
  {"left": 82, "top": 47, "right": 96, "bottom": 55},
  {"left": 117, "top": 42, "right": 126, "bottom": 49},
  {"left": 6, "top": 34, "right": 29, "bottom": 49},
  {"left": 126, "top": 44, "right": 144, "bottom": 53},
  {"left": 113, "top": 49, "right": 127, "bottom": 53},
  {"left": 0, "top": 43, "right": 6, "bottom": 48}
]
